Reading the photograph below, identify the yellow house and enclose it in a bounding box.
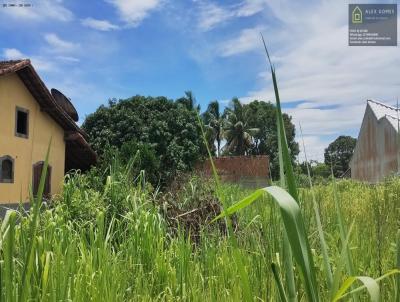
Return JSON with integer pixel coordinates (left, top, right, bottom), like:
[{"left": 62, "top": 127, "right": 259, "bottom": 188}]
[{"left": 0, "top": 59, "right": 96, "bottom": 204}]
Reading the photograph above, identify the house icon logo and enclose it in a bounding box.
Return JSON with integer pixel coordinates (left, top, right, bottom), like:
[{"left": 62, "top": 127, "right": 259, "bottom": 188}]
[{"left": 352, "top": 6, "right": 362, "bottom": 23}]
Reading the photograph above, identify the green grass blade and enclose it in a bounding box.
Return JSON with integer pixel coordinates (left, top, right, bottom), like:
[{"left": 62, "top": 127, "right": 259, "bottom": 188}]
[
  {"left": 330, "top": 221, "right": 355, "bottom": 300},
  {"left": 212, "top": 190, "right": 263, "bottom": 222},
  {"left": 279, "top": 118, "right": 297, "bottom": 302},
  {"left": 261, "top": 33, "right": 298, "bottom": 202},
  {"left": 282, "top": 232, "right": 297, "bottom": 302},
  {"left": 277, "top": 118, "right": 286, "bottom": 188},
  {"left": 213, "top": 185, "right": 319, "bottom": 301},
  {"left": 41, "top": 251, "right": 51, "bottom": 300},
  {"left": 396, "top": 230, "right": 400, "bottom": 302},
  {"left": 20, "top": 138, "right": 52, "bottom": 302},
  {"left": 299, "top": 123, "right": 333, "bottom": 289},
  {"left": 4, "top": 210, "right": 16, "bottom": 302},
  {"left": 271, "top": 263, "right": 288, "bottom": 302},
  {"left": 197, "top": 113, "right": 252, "bottom": 301},
  {"left": 1, "top": 210, "right": 13, "bottom": 235},
  {"left": 340, "top": 269, "right": 400, "bottom": 299},
  {"left": 333, "top": 276, "right": 379, "bottom": 302},
  {"left": 263, "top": 33, "right": 299, "bottom": 301},
  {"left": 264, "top": 186, "right": 318, "bottom": 302},
  {"left": 196, "top": 113, "right": 221, "bottom": 191},
  {"left": 332, "top": 173, "right": 359, "bottom": 301}
]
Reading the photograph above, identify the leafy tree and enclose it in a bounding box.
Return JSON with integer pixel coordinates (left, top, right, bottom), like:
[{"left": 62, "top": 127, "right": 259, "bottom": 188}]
[
  {"left": 223, "top": 98, "right": 259, "bottom": 155},
  {"left": 202, "top": 100, "right": 223, "bottom": 156},
  {"left": 324, "top": 135, "right": 357, "bottom": 177},
  {"left": 243, "top": 100, "right": 299, "bottom": 179},
  {"left": 82, "top": 95, "right": 206, "bottom": 186}
]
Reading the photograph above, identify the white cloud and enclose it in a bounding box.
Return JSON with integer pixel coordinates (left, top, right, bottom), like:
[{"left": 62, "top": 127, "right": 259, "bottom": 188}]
[
  {"left": 235, "top": 0, "right": 267, "bottom": 17},
  {"left": 3, "top": 48, "right": 24, "bottom": 60},
  {"left": 286, "top": 104, "right": 365, "bottom": 137},
  {"left": 196, "top": 0, "right": 267, "bottom": 31},
  {"left": 106, "top": 0, "right": 162, "bottom": 27},
  {"left": 223, "top": 0, "right": 400, "bottom": 160},
  {"left": 30, "top": 58, "right": 57, "bottom": 72},
  {"left": 56, "top": 56, "right": 80, "bottom": 63},
  {"left": 81, "top": 17, "right": 119, "bottom": 31},
  {"left": 0, "top": 0, "right": 73, "bottom": 22},
  {"left": 218, "top": 27, "right": 264, "bottom": 57},
  {"left": 297, "top": 135, "right": 328, "bottom": 163},
  {"left": 44, "top": 33, "right": 80, "bottom": 53},
  {"left": 196, "top": 2, "right": 232, "bottom": 31},
  {"left": 2, "top": 48, "right": 55, "bottom": 71}
]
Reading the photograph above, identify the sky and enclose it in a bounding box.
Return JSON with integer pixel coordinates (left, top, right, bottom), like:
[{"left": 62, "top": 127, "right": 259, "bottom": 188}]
[{"left": 0, "top": 0, "right": 399, "bottom": 161}]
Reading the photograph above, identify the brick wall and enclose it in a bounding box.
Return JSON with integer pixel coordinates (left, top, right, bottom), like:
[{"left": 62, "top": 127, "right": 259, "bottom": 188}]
[{"left": 196, "top": 155, "right": 269, "bottom": 187}]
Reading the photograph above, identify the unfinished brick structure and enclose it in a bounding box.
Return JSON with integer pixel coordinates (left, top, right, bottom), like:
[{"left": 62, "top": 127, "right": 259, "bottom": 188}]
[{"left": 196, "top": 155, "right": 269, "bottom": 188}]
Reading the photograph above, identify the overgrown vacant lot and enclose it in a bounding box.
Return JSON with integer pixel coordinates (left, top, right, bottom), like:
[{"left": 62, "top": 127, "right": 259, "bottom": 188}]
[{"left": 0, "top": 165, "right": 399, "bottom": 301}]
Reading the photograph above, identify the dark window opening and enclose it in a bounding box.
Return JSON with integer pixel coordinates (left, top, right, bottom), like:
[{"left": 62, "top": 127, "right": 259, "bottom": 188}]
[
  {"left": 15, "top": 107, "right": 29, "bottom": 138},
  {"left": 33, "top": 162, "right": 51, "bottom": 197},
  {"left": 0, "top": 156, "right": 14, "bottom": 183}
]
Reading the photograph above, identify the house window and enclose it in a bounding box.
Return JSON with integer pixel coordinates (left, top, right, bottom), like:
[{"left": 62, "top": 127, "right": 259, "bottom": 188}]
[
  {"left": 15, "top": 107, "right": 29, "bottom": 138},
  {"left": 33, "top": 161, "right": 51, "bottom": 197},
  {"left": 0, "top": 156, "right": 14, "bottom": 183}
]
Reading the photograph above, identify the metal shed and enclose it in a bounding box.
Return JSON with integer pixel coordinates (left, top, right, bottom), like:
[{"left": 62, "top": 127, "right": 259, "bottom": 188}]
[{"left": 350, "top": 99, "right": 400, "bottom": 182}]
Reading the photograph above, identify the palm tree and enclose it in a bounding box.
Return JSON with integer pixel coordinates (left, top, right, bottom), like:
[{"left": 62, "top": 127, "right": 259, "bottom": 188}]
[
  {"left": 203, "top": 100, "right": 222, "bottom": 156},
  {"left": 176, "top": 91, "right": 200, "bottom": 112},
  {"left": 204, "top": 123, "right": 217, "bottom": 155},
  {"left": 223, "top": 98, "right": 259, "bottom": 155}
]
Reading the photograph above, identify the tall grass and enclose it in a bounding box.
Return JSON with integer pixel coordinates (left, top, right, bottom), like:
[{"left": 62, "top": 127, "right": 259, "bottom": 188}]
[{"left": 0, "top": 161, "right": 399, "bottom": 300}]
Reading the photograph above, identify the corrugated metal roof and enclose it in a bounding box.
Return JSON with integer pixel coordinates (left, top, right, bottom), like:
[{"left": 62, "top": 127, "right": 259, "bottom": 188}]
[
  {"left": 367, "top": 99, "right": 400, "bottom": 132},
  {"left": 384, "top": 114, "right": 400, "bottom": 131}
]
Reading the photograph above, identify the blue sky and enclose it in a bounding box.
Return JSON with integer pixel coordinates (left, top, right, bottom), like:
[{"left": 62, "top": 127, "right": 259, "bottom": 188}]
[{"left": 1, "top": 0, "right": 399, "bottom": 161}]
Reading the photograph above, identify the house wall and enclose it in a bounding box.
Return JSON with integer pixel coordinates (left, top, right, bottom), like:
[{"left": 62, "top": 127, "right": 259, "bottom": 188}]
[
  {"left": 350, "top": 105, "right": 398, "bottom": 182},
  {"left": 0, "top": 73, "right": 65, "bottom": 203}
]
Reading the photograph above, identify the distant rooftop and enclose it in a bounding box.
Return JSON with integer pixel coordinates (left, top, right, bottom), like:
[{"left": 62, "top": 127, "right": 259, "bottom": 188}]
[{"left": 367, "top": 99, "right": 400, "bottom": 132}]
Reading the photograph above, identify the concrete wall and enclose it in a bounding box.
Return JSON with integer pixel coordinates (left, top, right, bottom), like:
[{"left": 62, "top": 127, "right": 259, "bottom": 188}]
[
  {"left": 196, "top": 155, "right": 269, "bottom": 188},
  {"left": 0, "top": 73, "right": 65, "bottom": 203},
  {"left": 350, "top": 105, "right": 398, "bottom": 182}
]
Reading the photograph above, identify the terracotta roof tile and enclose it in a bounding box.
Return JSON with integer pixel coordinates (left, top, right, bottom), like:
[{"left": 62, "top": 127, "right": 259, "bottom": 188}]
[{"left": 0, "top": 59, "right": 30, "bottom": 76}]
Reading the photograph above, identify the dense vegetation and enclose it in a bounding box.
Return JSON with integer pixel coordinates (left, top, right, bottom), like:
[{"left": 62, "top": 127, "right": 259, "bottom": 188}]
[
  {"left": 83, "top": 92, "right": 299, "bottom": 185},
  {"left": 0, "top": 162, "right": 399, "bottom": 301},
  {"left": 82, "top": 95, "right": 206, "bottom": 186}
]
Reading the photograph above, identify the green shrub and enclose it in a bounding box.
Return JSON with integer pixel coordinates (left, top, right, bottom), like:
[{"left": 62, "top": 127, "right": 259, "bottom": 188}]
[{"left": 120, "top": 140, "right": 160, "bottom": 186}]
